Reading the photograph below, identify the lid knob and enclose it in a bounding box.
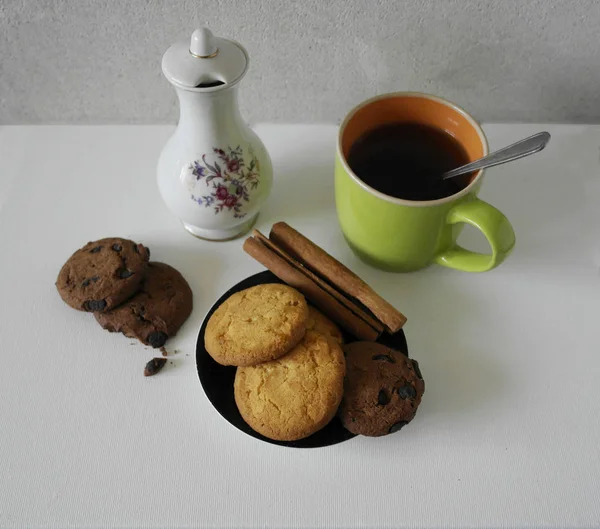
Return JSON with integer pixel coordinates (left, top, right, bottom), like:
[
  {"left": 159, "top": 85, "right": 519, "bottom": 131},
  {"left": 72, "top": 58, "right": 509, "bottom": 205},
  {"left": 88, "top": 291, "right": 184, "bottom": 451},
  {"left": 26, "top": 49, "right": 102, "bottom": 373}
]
[{"left": 190, "top": 28, "right": 218, "bottom": 58}]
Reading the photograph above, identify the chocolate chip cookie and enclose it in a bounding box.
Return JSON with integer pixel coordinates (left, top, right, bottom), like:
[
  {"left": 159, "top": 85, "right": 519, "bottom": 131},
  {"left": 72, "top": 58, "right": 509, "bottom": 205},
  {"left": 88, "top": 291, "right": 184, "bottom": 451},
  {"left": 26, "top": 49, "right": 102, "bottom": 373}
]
[
  {"left": 339, "top": 342, "right": 424, "bottom": 437},
  {"left": 56, "top": 237, "right": 150, "bottom": 312},
  {"left": 94, "top": 262, "right": 193, "bottom": 348},
  {"left": 234, "top": 330, "right": 346, "bottom": 441},
  {"left": 205, "top": 284, "right": 309, "bottom": 367}
]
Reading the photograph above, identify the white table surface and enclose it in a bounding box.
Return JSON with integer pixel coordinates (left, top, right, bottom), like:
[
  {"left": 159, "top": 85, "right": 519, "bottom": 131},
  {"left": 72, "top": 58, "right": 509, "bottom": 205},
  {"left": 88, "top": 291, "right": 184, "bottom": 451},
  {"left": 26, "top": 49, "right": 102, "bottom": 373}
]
[{"left": 1, "top": 123, "right": 599, "bottom": 529}]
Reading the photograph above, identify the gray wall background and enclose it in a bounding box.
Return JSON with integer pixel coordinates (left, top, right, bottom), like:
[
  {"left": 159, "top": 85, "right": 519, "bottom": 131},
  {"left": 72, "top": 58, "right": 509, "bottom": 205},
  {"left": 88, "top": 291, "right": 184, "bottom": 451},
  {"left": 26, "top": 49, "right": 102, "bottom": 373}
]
[{"left": 2, "top": 0, "right": 600, "bottom": 125}]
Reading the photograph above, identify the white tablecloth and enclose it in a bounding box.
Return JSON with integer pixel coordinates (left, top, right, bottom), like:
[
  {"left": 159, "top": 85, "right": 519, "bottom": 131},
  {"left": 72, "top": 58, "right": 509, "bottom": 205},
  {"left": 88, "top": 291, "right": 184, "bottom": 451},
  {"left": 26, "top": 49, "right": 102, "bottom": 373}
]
[{"left": 1, "top": 123, "right": 599, "bottom": 528}]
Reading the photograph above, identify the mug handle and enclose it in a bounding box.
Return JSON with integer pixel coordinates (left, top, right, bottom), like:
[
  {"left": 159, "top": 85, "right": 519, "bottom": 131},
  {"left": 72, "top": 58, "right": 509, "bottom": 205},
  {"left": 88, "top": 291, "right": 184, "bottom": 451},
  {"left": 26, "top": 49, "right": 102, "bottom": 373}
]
[{"left": 434, "top": 199, "right": 516, "bottom": 272}]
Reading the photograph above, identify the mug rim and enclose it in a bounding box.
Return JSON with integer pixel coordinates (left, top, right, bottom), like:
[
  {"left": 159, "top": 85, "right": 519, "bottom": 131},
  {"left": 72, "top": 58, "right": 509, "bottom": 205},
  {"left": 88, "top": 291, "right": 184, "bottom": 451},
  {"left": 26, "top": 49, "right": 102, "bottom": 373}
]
[{"left": 337, "top": 91, "right": 490, "bottom": 207}]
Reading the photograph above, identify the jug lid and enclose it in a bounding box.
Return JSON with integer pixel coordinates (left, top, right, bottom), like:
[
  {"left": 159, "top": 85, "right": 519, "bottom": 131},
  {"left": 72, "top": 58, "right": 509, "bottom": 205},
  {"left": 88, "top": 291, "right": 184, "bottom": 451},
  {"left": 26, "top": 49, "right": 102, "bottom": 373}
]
[{"left": 162, "top": 27, "right": 248, "bottom": 90}]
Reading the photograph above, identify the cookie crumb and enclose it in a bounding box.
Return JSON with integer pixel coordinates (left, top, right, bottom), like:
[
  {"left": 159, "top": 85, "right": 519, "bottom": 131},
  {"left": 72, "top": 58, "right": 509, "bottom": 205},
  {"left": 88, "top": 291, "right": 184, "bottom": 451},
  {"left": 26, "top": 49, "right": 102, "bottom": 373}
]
[
  {"left": 160, "top": 346, "right": 168, "bottom": 356},
  {"left": 144, "top": 358, "right": 167, "bottom": 377}
]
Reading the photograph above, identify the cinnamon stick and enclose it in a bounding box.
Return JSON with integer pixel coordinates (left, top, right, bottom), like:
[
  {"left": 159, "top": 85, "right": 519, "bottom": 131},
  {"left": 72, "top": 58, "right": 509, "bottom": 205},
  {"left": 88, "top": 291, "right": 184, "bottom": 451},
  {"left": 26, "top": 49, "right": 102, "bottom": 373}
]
[
  {"left": 252, "top": 229, "right": 384, "bottom": 334},
  {"left": 243, "top": 237, "right": 380, "bottom": 341},
  {"left": 269, "top": 222, "right": 407, "bottom": 333}
]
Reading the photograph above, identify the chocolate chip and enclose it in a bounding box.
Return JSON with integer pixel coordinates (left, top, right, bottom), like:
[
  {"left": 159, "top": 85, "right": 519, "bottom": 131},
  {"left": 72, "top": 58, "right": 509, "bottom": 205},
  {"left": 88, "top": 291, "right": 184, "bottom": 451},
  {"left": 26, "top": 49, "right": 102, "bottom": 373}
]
[
  {"left": 411, "top": 359, "right": 423, "bottom": 380},
  {"left": 147, "top": 331, "right": 168, "bottom": 348},
  {"left": 144, "top": 357, "right": 167, "bottom": 377},
  {"left": 112, "top": 243, "right": 122, "bottom": 252},
  {"left": 389, "top": 421, "right": 408, "bottom": 434},
  {"left": 90, "top": 246, "right": 102, "bottom": 253},
  {"left": 133, "top": 245, "right": 139, "bottom": 254},
  {"left": 351, "top": 417, "right": 356, "bottom": 423},
  {"left": 84, "top": 299, "right": 107, "bottom": 311},
  {"left": 372, "top": 354, "right": 395, "bottom": 363},
  {"left": 82, "top": 279, "right": 91, "bottom": 287},
  {"left": 145, "top": 246, "right": 150, "bottom": 258},
  {"left": 378, "top": 389, "right": 390, "bottom": 405},
  {"left": 119, "top": 269, "right": 133, "bottom": 279},
  {"left": 397, "top": 385, "right": 417, "bottom": 399}
]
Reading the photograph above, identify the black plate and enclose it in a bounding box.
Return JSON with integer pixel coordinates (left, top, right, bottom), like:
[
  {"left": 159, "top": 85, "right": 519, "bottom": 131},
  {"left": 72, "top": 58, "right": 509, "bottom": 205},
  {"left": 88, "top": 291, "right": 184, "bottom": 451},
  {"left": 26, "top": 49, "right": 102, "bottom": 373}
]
[{"left": 196, "top": 270, "right": 409, "bottom": 448}]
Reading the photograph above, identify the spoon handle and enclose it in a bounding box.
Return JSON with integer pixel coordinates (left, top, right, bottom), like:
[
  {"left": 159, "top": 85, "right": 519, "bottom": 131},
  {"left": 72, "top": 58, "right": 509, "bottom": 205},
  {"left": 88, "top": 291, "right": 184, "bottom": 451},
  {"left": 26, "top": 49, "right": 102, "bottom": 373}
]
[{"left": 442, "top": 131, "right": 551, "bottom": 180}]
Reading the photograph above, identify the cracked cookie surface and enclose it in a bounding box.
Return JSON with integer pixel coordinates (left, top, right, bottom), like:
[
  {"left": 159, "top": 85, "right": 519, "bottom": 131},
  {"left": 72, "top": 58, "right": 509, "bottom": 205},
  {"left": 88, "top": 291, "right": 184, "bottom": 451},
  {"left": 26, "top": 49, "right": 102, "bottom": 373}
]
[
  {"left": 234, "top": 330, "right": 346, "bottom": 441},
  {"left": 94, "top": 262, "right": 193, "bottom": 348},
  {"left": 205, "top": 284, "right": 309, "bottom": 367},
  {"left": 306, "top": 306, "right": 343, "bottom": 346},
  {"left": 339, "top": 342, "right": 424, "bottom": 437},
  {"left": 56, "top": 237, "right": 150, "bottom": 312}
]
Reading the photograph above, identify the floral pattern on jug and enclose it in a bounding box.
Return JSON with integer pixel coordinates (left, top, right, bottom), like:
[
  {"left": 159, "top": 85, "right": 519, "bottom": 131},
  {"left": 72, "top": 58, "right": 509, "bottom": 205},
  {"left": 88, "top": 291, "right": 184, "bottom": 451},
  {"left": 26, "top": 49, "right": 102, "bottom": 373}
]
[{"left": 185, "top": 145, "right": 260, "bottom": 219}]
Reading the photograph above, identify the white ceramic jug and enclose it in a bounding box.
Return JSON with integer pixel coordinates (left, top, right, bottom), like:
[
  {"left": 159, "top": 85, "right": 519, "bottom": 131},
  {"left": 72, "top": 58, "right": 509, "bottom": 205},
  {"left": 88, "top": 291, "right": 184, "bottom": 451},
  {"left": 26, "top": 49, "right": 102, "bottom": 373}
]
[{"left": 157, "top": 28, "right": 272, "bottom": 240}]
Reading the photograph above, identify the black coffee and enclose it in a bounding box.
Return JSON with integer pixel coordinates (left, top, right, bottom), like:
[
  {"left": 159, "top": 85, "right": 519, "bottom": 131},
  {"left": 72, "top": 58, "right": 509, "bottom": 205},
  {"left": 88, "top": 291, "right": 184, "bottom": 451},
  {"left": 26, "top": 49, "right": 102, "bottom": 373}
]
[{"left": 347, "top": 123, "right": 472, "bottom": 201}]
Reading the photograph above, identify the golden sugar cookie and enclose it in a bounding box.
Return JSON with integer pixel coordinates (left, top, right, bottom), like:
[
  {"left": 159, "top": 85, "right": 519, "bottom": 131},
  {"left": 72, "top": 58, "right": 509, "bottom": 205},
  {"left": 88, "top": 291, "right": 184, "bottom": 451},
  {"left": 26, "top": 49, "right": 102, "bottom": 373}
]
[
  {"left": 234, "top": 330, "right": 346, "bottom": 441},
  {"left": 306, "top": 306, "right": 343, "bottom": 346},
  {"left": 205, "top": 283, "right": 308, "bottom": 367}
]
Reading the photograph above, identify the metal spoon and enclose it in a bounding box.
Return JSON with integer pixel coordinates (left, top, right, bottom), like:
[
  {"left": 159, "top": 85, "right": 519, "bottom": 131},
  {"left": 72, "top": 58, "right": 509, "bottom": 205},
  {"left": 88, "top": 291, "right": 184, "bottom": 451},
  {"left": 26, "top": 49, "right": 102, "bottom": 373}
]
[{"left": 442, "top": 131, "right": 551, "bottom": 180}]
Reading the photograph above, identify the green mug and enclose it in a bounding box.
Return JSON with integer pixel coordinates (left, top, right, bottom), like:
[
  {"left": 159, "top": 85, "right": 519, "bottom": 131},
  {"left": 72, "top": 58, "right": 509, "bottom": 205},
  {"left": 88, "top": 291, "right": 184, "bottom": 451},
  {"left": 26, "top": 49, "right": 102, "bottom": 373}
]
[{"left": 335, "top": 92, "right": 515, "bottom": 272}]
